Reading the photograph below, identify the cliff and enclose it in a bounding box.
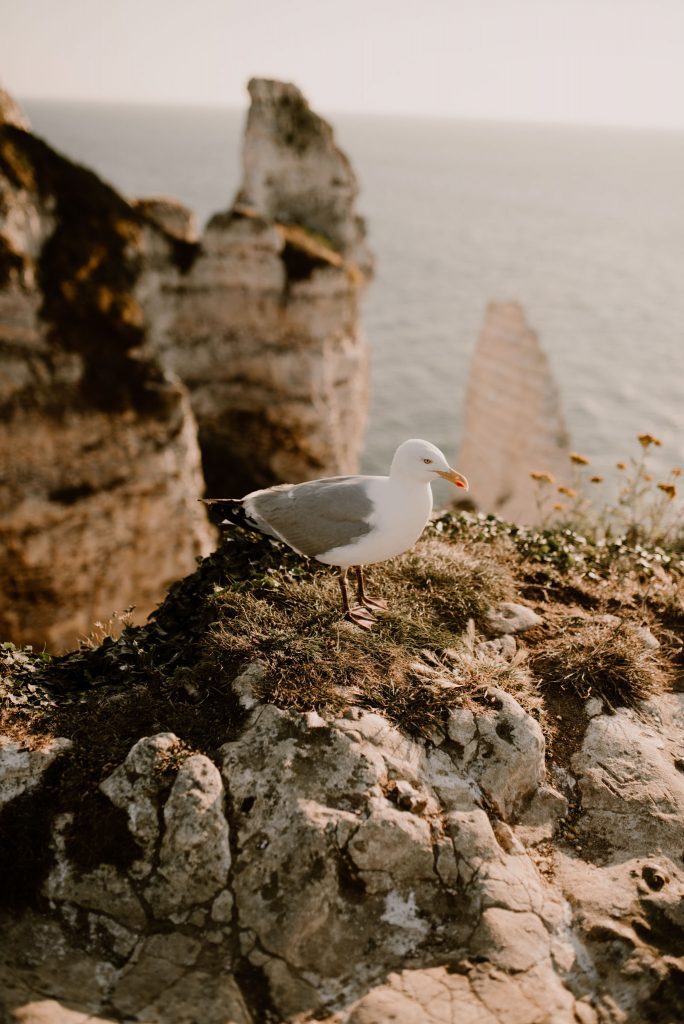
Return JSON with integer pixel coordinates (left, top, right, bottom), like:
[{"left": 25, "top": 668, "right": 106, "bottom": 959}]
[
  {"left": 0, "top": 102, "right": 213, "bottom": 652},
  {"left": 158, "top": 78, "right": 372, "bottom": 495},
  {"left": 0, "top": 80, "right": 372, "bottom": 648},
  {"left": 458, "top": 303, "right": 570, "bottom": 523},
  {"left": 1, "top": 514, "right": 682, "bottom": 1023}
]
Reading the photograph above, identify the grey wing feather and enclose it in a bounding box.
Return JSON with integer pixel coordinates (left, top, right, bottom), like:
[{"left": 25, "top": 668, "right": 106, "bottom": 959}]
[{"left": 245, "top": 476, "right": 374, "bottom": 557}]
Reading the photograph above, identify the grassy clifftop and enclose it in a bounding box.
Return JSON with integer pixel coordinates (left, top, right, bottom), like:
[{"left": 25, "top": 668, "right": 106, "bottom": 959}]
[
  {"left": 0, "top": 507, "right": 681, "bottom": 915},
  {"left": 1, "top": 509, "right": 681, "bottom": 755}
]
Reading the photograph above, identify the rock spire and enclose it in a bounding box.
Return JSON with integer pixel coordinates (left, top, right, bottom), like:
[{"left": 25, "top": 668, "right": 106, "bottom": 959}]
[{"left": 457, "top": 302, "right": 570, "bottom": 523}]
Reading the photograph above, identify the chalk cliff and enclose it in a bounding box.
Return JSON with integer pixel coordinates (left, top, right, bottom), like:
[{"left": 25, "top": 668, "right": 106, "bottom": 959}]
[
  {"left": 158, "top": 78, "right": 372, "bottom": 495},
  {"left": 0, "top": 104, "right": 213, "bottom": 651},
  {"left": 457, "top": 303, "right": 570, "bottom": 523},
  {"left": 0, "top": 80, "right": 372, "bottom": 648}
]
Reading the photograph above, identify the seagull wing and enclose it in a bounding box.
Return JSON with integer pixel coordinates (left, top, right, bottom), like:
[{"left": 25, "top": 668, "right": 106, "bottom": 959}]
[{"left": 244, "top": 476, "right": 376, "bottom": 558}]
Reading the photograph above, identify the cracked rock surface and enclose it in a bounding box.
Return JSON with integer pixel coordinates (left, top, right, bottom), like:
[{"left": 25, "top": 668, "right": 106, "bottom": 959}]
[{"left": 2, "top": 671, "right": 683, "bottom": 1023}]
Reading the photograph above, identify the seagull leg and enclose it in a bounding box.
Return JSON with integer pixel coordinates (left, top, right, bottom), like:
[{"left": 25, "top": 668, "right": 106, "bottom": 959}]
[
  {"left": 355, "top": 566, "right": 388, "bottom": 613},
  {"left": 339, "top": 568, "right": 374, "bottom": 630}
]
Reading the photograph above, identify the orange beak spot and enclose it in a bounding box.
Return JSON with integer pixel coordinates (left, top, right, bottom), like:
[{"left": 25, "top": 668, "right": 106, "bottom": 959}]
[{"left": 436, "top": 468, "right": 469, "bottom": 490}]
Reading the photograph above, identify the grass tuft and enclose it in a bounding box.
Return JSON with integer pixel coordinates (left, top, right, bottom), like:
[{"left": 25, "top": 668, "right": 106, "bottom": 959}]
[{"left": 530, "top": 619, "right": 668, "bottom": 709}]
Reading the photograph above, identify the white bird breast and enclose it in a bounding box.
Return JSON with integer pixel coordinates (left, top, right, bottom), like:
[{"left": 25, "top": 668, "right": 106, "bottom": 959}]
[{"left": 316, "top": 477, "right": 434, "bottom": 568}]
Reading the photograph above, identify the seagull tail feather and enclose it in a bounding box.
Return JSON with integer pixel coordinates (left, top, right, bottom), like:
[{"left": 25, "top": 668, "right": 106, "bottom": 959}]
[{"left": 199, "top": 497, "right": 251, "bottom": 529}]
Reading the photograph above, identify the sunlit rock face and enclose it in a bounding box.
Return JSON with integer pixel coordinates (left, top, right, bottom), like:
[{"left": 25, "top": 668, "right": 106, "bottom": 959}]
[
  {"left": 159, "top": 78, "right": 372, "bottom": 496},
  {"left": 2, "top": 672, "right": 682, "bottom": 1021},
  {"left": 457, "top": 302, "right": 570, "bottom": 523},
  {"left": 0, "top": 107, "right": 213, "bottom": 651},
  {"left": 0, "top": 78, "right": 372, "bottom": 647}
]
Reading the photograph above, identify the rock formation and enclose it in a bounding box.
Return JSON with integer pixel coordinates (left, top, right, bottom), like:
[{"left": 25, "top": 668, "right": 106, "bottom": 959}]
[
  {"left": 457, "top": 302, "right": 570, "bottom": 523},
  {"left": 0, "top": 79, "right": 372, "bottom": 648},
  {"left": 3, "top": 676, "right": 682, "bottom": 1022},
  {"left": 0, "top": 101, "right": 213, "bottom": 651},
  {"left": 158, "top": 78, "right": 372, "bottom": 495},
  {"left": 1, "top": 521, "right": 682, "bottom": 1023}
]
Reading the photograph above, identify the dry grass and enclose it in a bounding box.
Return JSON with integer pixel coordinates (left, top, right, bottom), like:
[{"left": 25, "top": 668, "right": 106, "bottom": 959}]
[
  {"left": 530, "top": 619, "right": 669, "bottom": 709},
  {"left": 207, "top": 535, "right": 521, "bottom": 735}
]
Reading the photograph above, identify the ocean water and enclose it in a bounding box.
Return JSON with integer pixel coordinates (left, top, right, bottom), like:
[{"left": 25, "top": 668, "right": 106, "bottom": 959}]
[{"left": 23, "top": 100, "right": 684, "bottom": 488}]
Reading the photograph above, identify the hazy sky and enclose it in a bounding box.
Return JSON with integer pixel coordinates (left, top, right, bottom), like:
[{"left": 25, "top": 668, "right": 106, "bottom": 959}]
[{"left": 2, "top": 0, "right": 684, "bottom": 128}]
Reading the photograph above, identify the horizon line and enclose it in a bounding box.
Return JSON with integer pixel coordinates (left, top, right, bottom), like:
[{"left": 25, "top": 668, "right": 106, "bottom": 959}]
[{"left": 17, "top": 93, "right": 684, "bottom": 136}]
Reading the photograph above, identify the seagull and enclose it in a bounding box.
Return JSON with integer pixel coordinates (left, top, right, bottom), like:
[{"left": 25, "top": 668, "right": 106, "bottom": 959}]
[{"left": 202, "top": 439, "right": 468, "bottom": 629}]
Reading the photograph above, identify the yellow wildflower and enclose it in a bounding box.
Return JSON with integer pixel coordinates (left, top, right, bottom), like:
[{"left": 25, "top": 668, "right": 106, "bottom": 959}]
[
  {"left": 638, "top": 433, "right": 662, "bottom": 448},
  {"left": 590, "top": 475, "right": 603, "bottom": 484},
  {"left": 616, "top": 462, "right": 626, "bottom": 470},
  {"left": 672, "top": 468, "right": 682, "bottom": 477},
  {"left": 552, "top": 503, "right": 565, "bottom": 511},
  {"left": 558, "top": 486, "right": 577, "bottom": 497},
  {"left": 569, "top": 452, "right": 590, "bottom": 465},
  {"left": 642, "top": 473, "right": 653, "bottom": 481},
  {"left": 530, "top": 472, "right": 555, "bottom": 484},
  {"left": 657, "top": 483, "right": 677, "bottom": 499}
]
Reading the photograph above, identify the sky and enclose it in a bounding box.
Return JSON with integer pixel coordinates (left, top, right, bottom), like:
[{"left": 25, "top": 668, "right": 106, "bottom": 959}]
[{"left": 2, "top": 0, "right": 684, "bottom": 129}]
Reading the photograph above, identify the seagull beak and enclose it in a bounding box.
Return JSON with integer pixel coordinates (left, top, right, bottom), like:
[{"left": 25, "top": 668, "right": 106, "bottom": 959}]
[{"left": 436, "top": 468, "right": 469, "bottom": 490}]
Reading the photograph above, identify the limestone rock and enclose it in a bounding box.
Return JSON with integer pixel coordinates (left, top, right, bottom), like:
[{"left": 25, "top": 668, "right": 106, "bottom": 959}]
[
  {"left": 133, "top": 196, "right": 198, "bottom": 242},
  {"left": 486, "top": 602, "right": 543, "bottom": 636},
  {"left": 457, "top": 302, "right": 571, "bottom": 524},
  {"left": 516, "top": 784, "right": 569, "bottom": 843},
  {"left": 0, "top": 113, "right": 213, "bottom": 650},
  {"left": 572, "top": 693, "right": 684, "bottom": 861},
  {"left": 472, "top": 908, "right": 551, "bottom": 972},
  {"left": 144, "top": 753, "right": 231, "bottom": 918},
  {"left": 469, "top": 690, "right": 546, "bottom": 820},
  {"left": 99, "top": 732, "right": 182, "bottom": 876},
  {"left": 160, "top": 78, "right": 372, "bottom": 495},
  {"left": 0, "top": 736, "right": 71, "bottom": 810},
  {"left": 239, "top": 78, "right": 369, "bottom": 262},
  {"left": 2, "top": 683, "right": 683, "bottom": 1021}
]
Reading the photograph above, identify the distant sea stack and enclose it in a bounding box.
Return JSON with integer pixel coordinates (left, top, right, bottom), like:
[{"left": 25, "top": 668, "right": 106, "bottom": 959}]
[
  {"left": 457, "top": 302, "right": 570, "bottom": 523},
  {"left": 0, "top": 93, "right": 213, "bottom": 651},
  {"left": 158, "top": 78, "right": 373, "bottom": 495}
]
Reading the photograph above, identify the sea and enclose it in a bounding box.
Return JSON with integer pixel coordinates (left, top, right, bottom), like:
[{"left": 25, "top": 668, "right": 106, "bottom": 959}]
[{"left": 22, "top": 100, "right": 684, "bottom": 488}]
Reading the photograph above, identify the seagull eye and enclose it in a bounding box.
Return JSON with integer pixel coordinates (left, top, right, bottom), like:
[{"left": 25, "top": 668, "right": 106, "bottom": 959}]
[{"left": 423, "top": 458, "right": 433, "bottom": 465}]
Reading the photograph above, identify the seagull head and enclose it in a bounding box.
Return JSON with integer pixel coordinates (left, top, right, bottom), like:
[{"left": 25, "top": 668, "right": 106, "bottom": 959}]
[{"left": 390, "top": 439, "right": 469, "bottom": 489}]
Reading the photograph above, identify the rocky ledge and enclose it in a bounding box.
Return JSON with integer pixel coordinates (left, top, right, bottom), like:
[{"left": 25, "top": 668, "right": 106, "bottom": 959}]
[{"left": 0, "top": 514, "right": 682, "bottom": 1023}]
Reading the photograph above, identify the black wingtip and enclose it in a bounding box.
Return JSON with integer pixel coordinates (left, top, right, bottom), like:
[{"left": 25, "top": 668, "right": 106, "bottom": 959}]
[{"left": 200, "top": 497, "right": 252, "bottom": 530}]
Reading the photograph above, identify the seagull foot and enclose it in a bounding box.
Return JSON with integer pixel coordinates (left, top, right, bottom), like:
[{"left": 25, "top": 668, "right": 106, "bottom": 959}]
[
  {"left": 361, "top": 596, "right": 388, "bottom": 613},
  {"left": 345, "top": 605, "right": 376, "bottom": 631}
]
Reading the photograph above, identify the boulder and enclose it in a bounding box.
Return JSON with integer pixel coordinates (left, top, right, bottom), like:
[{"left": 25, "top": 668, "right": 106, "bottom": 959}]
[{"left": 0, "top": 736, "right": 71, "bottom": 810}]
